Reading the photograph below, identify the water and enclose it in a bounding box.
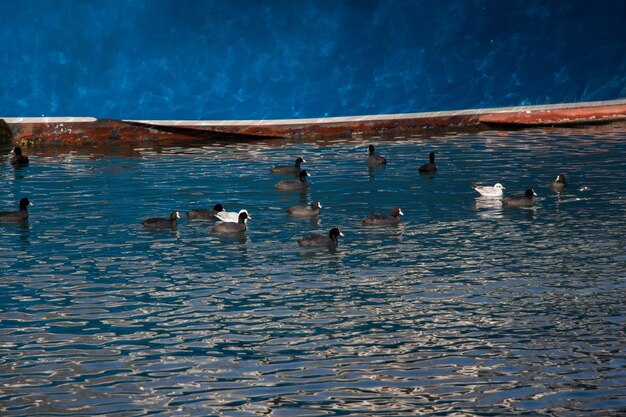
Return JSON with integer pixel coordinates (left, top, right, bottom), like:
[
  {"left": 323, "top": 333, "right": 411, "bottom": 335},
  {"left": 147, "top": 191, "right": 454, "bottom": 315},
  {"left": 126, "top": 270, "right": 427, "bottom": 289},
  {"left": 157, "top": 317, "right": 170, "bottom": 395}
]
[{"left": 1, "top": 123, "right": 625, "bottom": 416}]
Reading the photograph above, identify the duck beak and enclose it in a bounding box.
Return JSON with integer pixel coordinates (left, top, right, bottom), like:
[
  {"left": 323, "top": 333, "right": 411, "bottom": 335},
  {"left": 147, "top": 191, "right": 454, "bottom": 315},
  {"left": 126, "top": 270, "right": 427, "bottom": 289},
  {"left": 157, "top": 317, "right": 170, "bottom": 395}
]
[
  {"left": 339, "top": 232, "right": 344, "bottom": 236},
  {"left": 176, "top": 212, "right": 180, "bottom": 219},
  {"left": 302, "top": 158, "right": 306, "bottom": 163},
  {"left": 29, "top": 201, "right": 34, "bottom": 206},
  {"left": 533, "top": 191, "right": 538, "bottom": 196},
  {"left": 398, "top": 209, "right": 404, "bottom": 216}
]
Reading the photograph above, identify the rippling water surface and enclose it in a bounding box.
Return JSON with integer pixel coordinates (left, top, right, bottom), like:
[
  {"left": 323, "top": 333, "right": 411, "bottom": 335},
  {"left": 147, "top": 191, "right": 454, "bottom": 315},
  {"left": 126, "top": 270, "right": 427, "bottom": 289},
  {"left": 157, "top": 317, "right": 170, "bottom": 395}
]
[{"left": 1, "top": 123, "right": 625, "bottom": 416}]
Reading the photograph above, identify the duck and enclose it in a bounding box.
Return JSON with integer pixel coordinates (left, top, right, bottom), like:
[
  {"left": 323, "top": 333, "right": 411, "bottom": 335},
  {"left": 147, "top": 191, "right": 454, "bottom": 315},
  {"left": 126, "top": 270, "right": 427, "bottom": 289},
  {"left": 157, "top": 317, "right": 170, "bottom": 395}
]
[
  {"left": 275, "top": 170, "right": 310, "bottom": 191},
  {"left": 418, "top": 151, "right": 437, "bottom": 174},
  {"left": 0, "top": 198, "right": 32, "bottom": 222},
  {"left": 502, "top": 189, "right": 537, "bottom": 207},
  {"left": 549, "top": 174, "right": 567, "bottom": 192},
  {"left": 471, "top": 183, "right": 505, "bottom": 197},
  {"left": 367, "top": 145, "right": 387, "bottom": 165},
  {"left": 143, "top": 211, "right": 180, "bottom": 228},
  {"left": 215, "top": 209, "right": 249, "bottom": 223},
  {"left": 212, "top": 210, "right": 249, "bottom": 234},
  {"left": 297, "top": 227, "right": 343, "bottom": 247},
  {"left": 362, "top": 207, "right": 404, "bottom": 226},
  {"left": 187, "top": 203, "right": 225, "bottom": 220},
  {"left": 10, "top": 146, "right": 29, "bottom": 167},
  {"left": 270, "top": 156, "right": 306, "bottom": 174},
  {"left": 286, "top": 200, "right": 322, "bottom": 217}
]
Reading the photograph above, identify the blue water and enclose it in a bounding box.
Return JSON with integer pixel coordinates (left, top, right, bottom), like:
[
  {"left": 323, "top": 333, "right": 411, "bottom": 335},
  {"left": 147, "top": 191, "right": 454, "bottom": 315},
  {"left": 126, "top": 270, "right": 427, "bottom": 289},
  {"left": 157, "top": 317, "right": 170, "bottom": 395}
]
[
  {"left": 1, "top": 122, "right": 626, "bottom": 416},
  {"left": 1, "top": 0, "right": 626, "bottom": 119}
]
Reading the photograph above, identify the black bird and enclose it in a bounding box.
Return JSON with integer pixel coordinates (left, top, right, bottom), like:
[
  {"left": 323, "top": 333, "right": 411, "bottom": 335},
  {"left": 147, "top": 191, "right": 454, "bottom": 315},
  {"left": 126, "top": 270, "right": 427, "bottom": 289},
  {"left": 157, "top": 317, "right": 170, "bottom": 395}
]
[
  {"left": 187, "top": 203, "right": 225, "bottom": 220},
  {"left": 362, "top": 207, "right": 404, "bottom": 226},
  {"left": 367, "top": 145, "right": 387, "bottom": 166},
  {"left": 287, "top": 200, "right": 322, "bottom": 217},
  {"left": 275, "top": 170, "right": 310, "bottom": 191},
  {"left": 143, "top": 211, "right": 180, "bottom": 228},
  {"left": 212, "top": 210, "right": 249, "bottom": 234},
  {"left": 503, "top": 189, "right": 537, "bottom": 207},
  {"left": 0, "top": 198, "right": 32, "bottom": 222},
  {"left": 10, "top": 146, "right": 29, "bottom": 167},
  {"left": 298, "top": 227, "right": 343, "bottom": 247},
  {"left": 418, "top": 151, "right": 437, "bottom": 174},
  {"left": 549, "top": 174, "right": 567, "bottom": 192},
  {"left": 270, "top": 156, "right": 306, "bottom": 174}
]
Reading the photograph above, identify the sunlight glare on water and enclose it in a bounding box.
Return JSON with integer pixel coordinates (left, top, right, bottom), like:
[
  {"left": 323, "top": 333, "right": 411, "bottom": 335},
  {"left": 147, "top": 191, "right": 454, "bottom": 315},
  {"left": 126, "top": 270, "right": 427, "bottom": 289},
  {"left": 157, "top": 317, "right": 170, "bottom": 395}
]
[{"left": 1, "top": 123, "right": 625, "bottom": 416}]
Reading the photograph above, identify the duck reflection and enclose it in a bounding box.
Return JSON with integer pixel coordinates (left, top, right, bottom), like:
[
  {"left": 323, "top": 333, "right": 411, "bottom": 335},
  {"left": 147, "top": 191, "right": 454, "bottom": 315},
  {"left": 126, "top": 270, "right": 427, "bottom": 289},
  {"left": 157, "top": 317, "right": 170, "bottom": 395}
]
[
  {"left": 367, "top": 163, "right": 387, "bottom": 180},
  {"left": 475, "top": 196, "right": 503, "bottom": 219}
]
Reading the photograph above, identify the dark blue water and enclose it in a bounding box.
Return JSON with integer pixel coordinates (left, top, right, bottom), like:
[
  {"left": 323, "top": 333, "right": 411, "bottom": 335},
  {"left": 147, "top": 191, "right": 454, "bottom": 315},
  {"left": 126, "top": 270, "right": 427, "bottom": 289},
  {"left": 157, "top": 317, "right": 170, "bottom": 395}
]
[
  {"left": 1, "top": 0, "right": 625, "bottom": 119},
  {"left": 1, "top": 123, "right": 626, "bottom": 416}
]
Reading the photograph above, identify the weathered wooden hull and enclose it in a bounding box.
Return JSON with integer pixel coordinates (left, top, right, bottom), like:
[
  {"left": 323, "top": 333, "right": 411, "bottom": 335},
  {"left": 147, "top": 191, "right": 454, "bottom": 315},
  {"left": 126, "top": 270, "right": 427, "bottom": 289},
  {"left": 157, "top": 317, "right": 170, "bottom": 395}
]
[{"left": 2, "top": 99, "right": 626, "bottom": 146}]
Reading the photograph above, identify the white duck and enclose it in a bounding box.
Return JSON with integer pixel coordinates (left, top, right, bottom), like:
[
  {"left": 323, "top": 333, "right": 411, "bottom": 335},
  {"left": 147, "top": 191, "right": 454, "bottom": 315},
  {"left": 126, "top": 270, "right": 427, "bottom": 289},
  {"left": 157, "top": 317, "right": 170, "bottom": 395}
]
[
  {"left": 215, "top": 209, "right": 250, "bottom": 223},
  {"left": 471, "top": 183, "right": 505, "bottom": 197}
]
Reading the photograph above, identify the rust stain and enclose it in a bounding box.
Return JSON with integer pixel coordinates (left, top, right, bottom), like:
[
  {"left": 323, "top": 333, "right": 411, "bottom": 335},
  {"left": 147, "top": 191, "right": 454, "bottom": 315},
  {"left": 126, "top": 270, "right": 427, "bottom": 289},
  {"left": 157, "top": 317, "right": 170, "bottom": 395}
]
[
  {"left": 184, "top": 114, "right": 481, "bottom": 139},
  {"left": 478, "top": 104, "right": 626, "bottom": 125},
  {"left": 4, "top": 119, "right": 269, "bottom": 146}
]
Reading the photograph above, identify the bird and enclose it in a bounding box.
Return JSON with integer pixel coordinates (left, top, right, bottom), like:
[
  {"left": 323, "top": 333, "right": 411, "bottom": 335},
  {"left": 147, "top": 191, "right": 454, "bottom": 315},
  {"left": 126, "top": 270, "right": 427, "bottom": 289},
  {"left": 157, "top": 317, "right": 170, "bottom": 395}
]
[
  {"left": 362, "top": 207, "right": 404, "bottom": 226},
  {"left": 187, "top": 203, "right": 225, "bottom": 220},
  {"left": 502, "top": 189, "right": 537, "bottom": 207},
  {"left": 0, "top": 198, "right": 32, "bottom": 222},
  {"left": 367, "top": 145, "right": 387, "bottom": 165},
  {"left": 143, "top": 211, "right": 180, "bottom": 228},
  {"left": 418, "top": 151, "right": 437, "bottom": 174},
  {"left": 286, "top": 200, "right": 322, "bottom": 217},
  {"left": 215, "top": 209, "right": 249, "bottom": 223},
  {"left": 270, "top": 156, "right": 306, "bottom": 174},
  {"left": 471, "top": 183, "right": 505, "bottom": 197},
  {"left": 275, "top": 170, "right": 310, "bottom": 191},
  {"left": 212, "top": 210, "right": 249, "bottom": 234},
  {"left": 297, "top": 227, "right": 343, "bottom": 247},
  {"left": 10, "top": 146, "right": 29, "bottom": 167},
  {"left": 549, "top": 174, "right": 567, "bottom": 192}
]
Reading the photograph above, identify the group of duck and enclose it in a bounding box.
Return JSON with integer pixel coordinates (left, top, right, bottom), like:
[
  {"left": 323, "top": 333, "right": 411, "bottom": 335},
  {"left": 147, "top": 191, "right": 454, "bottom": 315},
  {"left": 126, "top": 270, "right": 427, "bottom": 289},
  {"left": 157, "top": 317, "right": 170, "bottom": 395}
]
[
  {"left": 141, "top": 147, "right": 412, "bottom": 247},
  {"left": 2, "top": 147, "right": 34, "bottom": 222},
  {"left": 3, "top": 144, "right": 567, "bottom": 248},
  {"left": 139, "top": 144, "right": 566, "bottom": 247}
]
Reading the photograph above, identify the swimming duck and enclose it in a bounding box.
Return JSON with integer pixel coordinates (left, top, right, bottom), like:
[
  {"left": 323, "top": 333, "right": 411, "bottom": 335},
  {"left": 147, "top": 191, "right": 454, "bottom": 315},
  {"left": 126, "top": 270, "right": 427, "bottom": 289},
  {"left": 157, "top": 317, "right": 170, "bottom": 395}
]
[
  {"left": 471, "top": 183, "right": 505, "bottom": 197},
  {"left": 297, "top": 227, "right": 343, "bottom": 247},
  {"left": 418, "top": 151, "right": 437, "bottom": 174},
  {"left": 187, "top": 203, "right": 225, "bottom": 220},
  {"left": 286, "top": 200, "right": 322, "bottom": 217},
  {"left": 367, "top": 145, "right": 387, "bottom": 165},
  {"left": 502, "top": 189, "right": 537, "bottom": 207},
  {"left": 212, "top": 210, "right": 249, "bottom": 234},
  {"left": 549, "top": 174, "right": 567, "bottom": 192},
  {"left": 275, "top": 170, "right": 310, "bottom": 191},
  {"left": 10, "top": 146, "right": 29, "bottom": 167},
  {"left": 362, "top": 207, "right": 404, "bottom": 226},
  {"left": 215, "top": 209, "right": 249, "bottom": 223},
  {"left": 0, "top": 198, "right": 32, "bottom": 222},
  {"left": 270, "top": 156, "right": 306, "bottom": 174},
  {"left": 143, "top": 211, "right": 179, "bottom": 228}
]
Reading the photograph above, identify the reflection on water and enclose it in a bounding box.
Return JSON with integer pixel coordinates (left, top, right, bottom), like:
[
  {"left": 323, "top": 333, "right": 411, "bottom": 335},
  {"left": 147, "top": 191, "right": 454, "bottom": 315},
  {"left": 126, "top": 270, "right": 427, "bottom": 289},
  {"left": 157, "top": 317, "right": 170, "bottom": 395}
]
[
  {"left": 1, "top": 123, "right": 626, "bottom": 416},
  {"left": 474, "top": 195, "right": 504, "bottom": 219}
]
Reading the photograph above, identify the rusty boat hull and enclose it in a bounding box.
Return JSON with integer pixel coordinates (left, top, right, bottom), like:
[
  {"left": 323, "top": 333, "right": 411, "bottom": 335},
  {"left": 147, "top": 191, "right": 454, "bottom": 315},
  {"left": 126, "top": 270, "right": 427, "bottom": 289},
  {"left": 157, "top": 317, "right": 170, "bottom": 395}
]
[{"left": 2, "top": 99, "right": 626, "bottom": 146}]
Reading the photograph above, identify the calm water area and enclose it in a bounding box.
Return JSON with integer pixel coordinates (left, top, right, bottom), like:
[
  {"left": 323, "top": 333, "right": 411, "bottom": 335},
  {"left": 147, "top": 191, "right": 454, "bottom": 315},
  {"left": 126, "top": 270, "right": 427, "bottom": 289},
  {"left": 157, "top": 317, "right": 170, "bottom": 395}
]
[{"left": 1, "top": 122, "right": 625, "bottom": 416}]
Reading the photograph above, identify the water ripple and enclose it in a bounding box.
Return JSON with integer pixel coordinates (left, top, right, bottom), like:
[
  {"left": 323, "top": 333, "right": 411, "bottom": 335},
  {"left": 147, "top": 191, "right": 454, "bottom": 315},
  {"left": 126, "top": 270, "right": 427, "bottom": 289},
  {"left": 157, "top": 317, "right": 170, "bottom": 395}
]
[{"left": 1, "top": 123, "right": 626, "bottom": 416}]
